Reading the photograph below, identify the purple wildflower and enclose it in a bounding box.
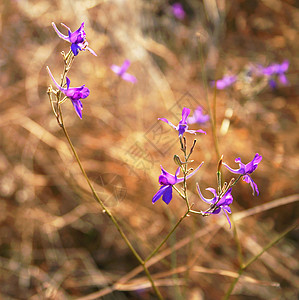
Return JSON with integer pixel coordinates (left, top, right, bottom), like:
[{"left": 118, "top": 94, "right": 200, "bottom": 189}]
[
  {"left": 159, "top": 107, "right": 206, "bottom": 137},
  {"left": 152, "top": 162, "right": 203, "bottom": 205},
  {"left": 187, "top": 106, "right": 210, "bottom": 125},
  {"left": 46, "top": 66, "right": 89, "bottom": 119},
  {"left": 259, "top": 60, "right": 289, "bottom": 88},
  {"left": 52, "top": 22, "right": 97, "bottom": 56},
  {"left": 110, "top": 60, "right": 137, "bottom": 83},
  {"left": 197, "top": 186, "right": 233, "bottom": 228},
  {"left": 171, "top": 3, "right": 186, "bottom": 20},
  {"left": 212, "top": 75, "right": 237, "bottom": 90},
  {"left": 223, "top": 153, "right": 262, "bottom": 196}
]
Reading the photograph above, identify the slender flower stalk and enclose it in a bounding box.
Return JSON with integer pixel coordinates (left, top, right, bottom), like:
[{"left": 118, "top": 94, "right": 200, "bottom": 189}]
[{"left": 47, "top": 48, "right": 163, "bottom": 300}]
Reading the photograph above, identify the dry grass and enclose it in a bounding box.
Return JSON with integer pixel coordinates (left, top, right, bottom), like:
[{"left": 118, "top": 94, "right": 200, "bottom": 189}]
[{"left": 0, "top": 0, "right": 298, "bottom": 299}]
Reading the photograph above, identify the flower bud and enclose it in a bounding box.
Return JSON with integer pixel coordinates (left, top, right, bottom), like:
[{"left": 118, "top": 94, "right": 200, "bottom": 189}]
[{"left": 173, "top": 155, "right": 183, "bottom": 167}]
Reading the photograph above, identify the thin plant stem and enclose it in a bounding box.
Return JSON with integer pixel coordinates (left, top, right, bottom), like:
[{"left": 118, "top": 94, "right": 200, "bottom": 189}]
[
  {"left": 60, "top": 121, "right": 164, "bottom": 300},
  {"left": 223, "top": 222, "right": 298, "bottom": 300},
  {"left": 48, "top": 56, "right": 164, "bottom": 299},
  {"left": 231, "top": 217, "right": 243, "bottom": 267},
  {"left": 145, "top": 210, "right": 189, "bottom": 263}
]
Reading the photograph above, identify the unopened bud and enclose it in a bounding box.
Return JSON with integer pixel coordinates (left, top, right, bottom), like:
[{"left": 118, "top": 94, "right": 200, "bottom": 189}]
[
  {"left": 173, "top": 155, "right": 183, "bottom": 167},
  {"left": 218, "top": 155, "right": 223, "bottom": 172}
]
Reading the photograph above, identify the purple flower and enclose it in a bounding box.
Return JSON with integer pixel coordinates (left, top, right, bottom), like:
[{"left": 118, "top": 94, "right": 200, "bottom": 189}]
[
  {"left": 52, "top": 22, "right": 97, "bottom": 56},
  {"left": 187, "top": 106, "right": 210, "bottom": 125},
  {"left": 171, "top": 3, "right": 186, "bottom": 20},
  {"left": 223, "top": 153, "right": 262, "bottom": 196},
  {"left": 212, "top": 75, "right": 237, "bottom": 90},
  {"left": 197, "top": 186, "right": 233, "bottom": 227},
  {"left": 110, "top": 60, "right": 137, "bottom": 83},
  {"left": 259, "top": 60, "right": 289, "bottom": 88},
  {"left": 152, "top": 162, "right": 203, "bottom": 205},
  {"left": 159, "top": 107, "right": 206, "bottom": 137},
  {"left": 46, "top": 66, "right": 89, "bottom": 119}
]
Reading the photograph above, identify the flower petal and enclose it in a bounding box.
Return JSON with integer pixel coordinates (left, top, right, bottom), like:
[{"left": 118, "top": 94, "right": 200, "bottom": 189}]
[
  {"left": 243, "top": 175, "right": 259, "bottom": 196},
  {"left": 71, "top": 43, "right": 81, "bottom": 56},
  {"left": 196, "top": 183, "right": 215, "bottom": 204},
  {"left": 162, "top": 186, "right": 173, "bottom": 204},
  {"left": 152, "top": 185, "right": 169, "bottom": 204},
  {"left": 186, "top": 129, "right": 206, "bottom": 135},
  {"left": 222, "top": 162, "right": 242, "bottom": 174},
  {"left": 46, "top": 66, "right": 66, "bottom": 93},
  {"left": 222, "top": 208, "right": 232, "bottom": 228},
  {"left": 111, "top": 65, "right": 122, "bottom": 75},
  {"left": 122, "top": 72, "right": 137, "bottom": 83},
  {"left": 176, "top": 161, "right": 204, "bottom": 183},
  {"left": 181, "top": 107, "right": 190, "bottom": 123},
  {"left": 86, "top": 47, "right": 97, "bottom": 56},
  {"left": 120, "top": 60, "right": 131, "bottom": 73},
  {"left": 52, "top": 22, "right": 70, "bottom": 42},
  {"left": 158, "top": 118, "right": 177, "bottom": 130},
  {"left": 72, "top": 100, "right": 83, "bottom": 119}
]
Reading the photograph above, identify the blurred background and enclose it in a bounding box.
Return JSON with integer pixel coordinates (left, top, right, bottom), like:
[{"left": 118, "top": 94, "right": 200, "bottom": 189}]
[{"left": 0, "top": 0, "right": 298, "bottom": 299}]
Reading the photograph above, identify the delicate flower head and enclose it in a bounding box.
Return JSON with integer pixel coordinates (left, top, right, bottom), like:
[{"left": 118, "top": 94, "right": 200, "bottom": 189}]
[
  {"left": 46, "top": 66, "right": 89, "bottom": 119},
  {"left": 110, "top": 60, "right": 137, "bottom": 83},
  {"left": 52, "top": 22, "right": 97, "bottom": 56},
  {"left": 159, "top": 107, "right": 206, "bottom": 137},
  {"left": 223, "top": 153, "right": 262, "bottom": 196},
  {"left": 212, "top": 75, "right": 237, "bottom": 90},
  {"left": 197, "top": 185, "right": 233, "bottom": 228},
  {"left": 187, "top": 106, "right": 210, "bottom": 125},
  {"left": 152, "top": 162, "right": 203, "bottom": 205},
  {"left": 258, "top": 60, "right": 289, "bottom": 88},
  {"left": 171, "top": 3, "right": 186, "bottom": 20}
]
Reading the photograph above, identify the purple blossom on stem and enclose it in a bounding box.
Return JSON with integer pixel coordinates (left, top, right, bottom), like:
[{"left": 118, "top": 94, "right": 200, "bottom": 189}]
[
  {"left": 110, "top": 60, "right": 137, "bottom": 83},
  {"left": 46, "top": 66, "right": 89, "bottom": 119},
  {"left": 187, "top": 106, "right": 210, "bottom": 125},
  {"left": 171, "top": 3, "right": 186, "bottom": 20},
  {"left": 152, "top": 162, "right": 203, "bottom": 205},
  {"left": 197, "top": 186, "right": 233, "bottom": 228},
  {"left": 212, "top": 75, "right": 237, "bottom": 90},
  {"left": 258, "top": 60, "right": 289, "bottom": 88},
  {"left": 159, "top": 107, "right": 206, "bottom": 137},
  {"left": 52, "top": 22, "right": 97, "bottom": 56},
  {"left": 223, "top": 153, "right": 262, "bottom": 196}
]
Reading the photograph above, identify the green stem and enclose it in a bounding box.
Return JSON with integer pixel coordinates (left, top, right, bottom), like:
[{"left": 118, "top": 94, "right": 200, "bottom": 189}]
[
  {"left": 61, "top": 123, "right": 164, "bottom": 299},
  {"left": 223, "top": 222, "right": 298, "bottom": 300},
  {"left": 61, "top": 124, "right": 143, "bottom": 262},
  {"left": 145, "top": 210, "right": 189, "bottom": 263},
  {"left": 48, "top": 53, "right": 164, "bottom": 300}
]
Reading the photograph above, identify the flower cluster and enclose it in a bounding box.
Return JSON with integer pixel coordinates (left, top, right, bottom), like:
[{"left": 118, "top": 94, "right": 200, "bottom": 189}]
[
  {"left": 258, "top": 60, "right": 289, "bottom": 89},
  {"left": 212, "top": 60, "right": 289, "bottom": 90},
  {"left": 48, "top": 22, "right": 137, "bottom": 118},
  {"left": 153, "top": 108, "right": 262, "bottom": 227}
]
